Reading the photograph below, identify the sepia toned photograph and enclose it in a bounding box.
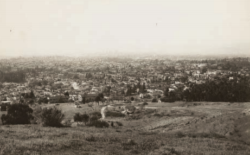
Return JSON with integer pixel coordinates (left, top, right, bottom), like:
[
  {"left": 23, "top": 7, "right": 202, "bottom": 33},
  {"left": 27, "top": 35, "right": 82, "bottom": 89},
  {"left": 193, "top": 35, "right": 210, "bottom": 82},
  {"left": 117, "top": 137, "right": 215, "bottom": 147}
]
[{"left": 0, "top": 0, "right": 250, "bottom": 154}]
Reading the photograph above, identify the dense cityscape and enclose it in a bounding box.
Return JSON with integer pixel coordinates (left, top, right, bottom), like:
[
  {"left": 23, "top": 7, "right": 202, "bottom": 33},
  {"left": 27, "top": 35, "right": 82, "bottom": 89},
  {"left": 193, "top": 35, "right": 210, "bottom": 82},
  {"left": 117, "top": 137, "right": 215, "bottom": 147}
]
[{"left": 1, "top": 56, "right": 250, "bottom": 105}]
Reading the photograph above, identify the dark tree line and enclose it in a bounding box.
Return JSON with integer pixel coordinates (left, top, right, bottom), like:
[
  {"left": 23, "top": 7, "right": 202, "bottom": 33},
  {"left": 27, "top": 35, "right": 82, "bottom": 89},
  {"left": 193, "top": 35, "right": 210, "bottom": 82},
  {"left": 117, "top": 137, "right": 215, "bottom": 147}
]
[
  {"left": 0, "top": 71, "right": 26, "bottom": 83},
  {"left": 183, "top": 75, "right": 250, "bottom": 102},
  {"left": 1, "top": 104, "right": 34, "bottom": 125},
  {"left": 125, "top": 82, "right": 146, "bottom": 96}
]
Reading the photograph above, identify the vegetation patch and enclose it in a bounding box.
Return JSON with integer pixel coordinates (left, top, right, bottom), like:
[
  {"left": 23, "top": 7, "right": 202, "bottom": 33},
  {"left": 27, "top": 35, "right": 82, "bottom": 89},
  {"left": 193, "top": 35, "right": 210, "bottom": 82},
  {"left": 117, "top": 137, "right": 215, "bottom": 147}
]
[
  {"left": 106, "top": 111, "right": 126, "bottom": 117},
  {"left": 40, "top": 107, "right": 65, "bottom": 127}
]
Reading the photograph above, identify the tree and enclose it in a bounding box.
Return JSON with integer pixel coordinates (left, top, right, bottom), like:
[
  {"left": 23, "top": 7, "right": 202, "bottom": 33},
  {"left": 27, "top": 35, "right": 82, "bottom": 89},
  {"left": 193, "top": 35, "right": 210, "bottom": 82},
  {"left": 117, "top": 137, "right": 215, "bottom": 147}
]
[
  {"left": 41, "top": 107, "right": 64, "bottom": 127},
  {"left": 1, "top": 104, "right": 34, "bottom": 125},
  {"left": 201, "top": 67, "right": 208, "bottom": 74},
  {"left": 73, "top": 74, "right": 80, "bottom": 79},
  {"left": 126, "top": 87, "right": 132, "bottom": 96},
  {"left": 169, "top": 91, "right": 176, "bottom": 100},
  {"left": 81, "top": 113, "right": 89, "bottom": 125},
  {"left": 73, "top": 113, "right": 90, "bottom": 125},
  {"left": 95, "top": 96, "right": 101, "bottom": 105},
  {"left": 64, "top": 91, "right": 69, "bottom": 97},
  {"left": 180, "top": 76, "right": 188, "bottom": 83},
  {"left": 30, "top": 90, "right": 35, "bottom": 98},
  {"left": 24, "top": 93, "right": 30, "bottom": 99},
  {"left": 141, "top": 83, "right": 146, "bottom": 93},
  {"left": 74, "top": 113, "right": 82, "bottom": 123},
  {"left": 164, "top": 87, "right": 169, "bottom": 97},
  {"left": 98, "top": 93, "right": 104, "bottom": 99},
  {"left": 152, "top": 98, "right": 157, "bottom": 102}
]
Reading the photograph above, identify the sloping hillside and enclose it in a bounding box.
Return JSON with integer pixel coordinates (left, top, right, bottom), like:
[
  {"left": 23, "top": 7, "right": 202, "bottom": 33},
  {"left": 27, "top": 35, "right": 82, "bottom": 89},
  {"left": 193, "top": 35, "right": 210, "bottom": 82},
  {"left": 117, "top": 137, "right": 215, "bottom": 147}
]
[{"left": 0, "top": 102, "right": 250, "bottom": 155}]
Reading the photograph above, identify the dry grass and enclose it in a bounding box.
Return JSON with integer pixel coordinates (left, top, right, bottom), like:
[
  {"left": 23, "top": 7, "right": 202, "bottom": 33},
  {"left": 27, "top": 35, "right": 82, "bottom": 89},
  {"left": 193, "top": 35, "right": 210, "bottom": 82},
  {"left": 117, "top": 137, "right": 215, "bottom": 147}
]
[
  {"left": 0, "top": 102, "right": 250, "bottom": 155},
  {"left": 0, "top": 125, "right": 249, "bottom": 155}
]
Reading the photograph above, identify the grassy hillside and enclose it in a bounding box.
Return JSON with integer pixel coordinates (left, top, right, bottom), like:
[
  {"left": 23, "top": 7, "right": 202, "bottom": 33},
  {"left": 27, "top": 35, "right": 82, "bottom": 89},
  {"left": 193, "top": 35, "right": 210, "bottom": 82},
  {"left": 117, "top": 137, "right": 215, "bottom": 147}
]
[{"left": 0, "top": 102, "right": 250, "bottom": 155}]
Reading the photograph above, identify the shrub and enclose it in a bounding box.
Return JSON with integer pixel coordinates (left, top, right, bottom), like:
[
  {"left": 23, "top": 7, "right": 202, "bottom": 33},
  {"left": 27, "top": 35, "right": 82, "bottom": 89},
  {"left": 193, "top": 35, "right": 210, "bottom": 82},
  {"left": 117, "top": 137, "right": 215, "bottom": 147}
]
[
  {"left": 61, "top": 119, "right": 71, "bottom": 127},
  {"left": 125, "top": 105, "right": 136, "bottom": 113},
  {"left": 175, "top": 131, "right": 185, "bottom": 138},
  {"left": 152, "top": 98, "right": 157, "bottom": 102},
  {"left": 116, "top": 121, "right": 123, "bottom": 126},
  {"left": 122, "top": 139, "right": 137, "bottom": 150},
  {"left": 163, "top": 147, "right": 180, "bottom": 155},
  {"left": 144, "top": 109, "right": 156, "bottom": 114},
  {"left": 37, "top": 98, "right": 42, "bottom": 104},
  {"left": 1, "top": 104, "right": 34, "bottom": 125},
  {"left": 135, "top": 139, "right": 159, "bottom": 151},
  {"left": 187, "top": 132, "right": 225, "bottom": 139},
  {"left": 58, "top": 96, "right": 66, "bottom": 103},
  {"left": 106, "top": 111, "right": 125, "bottom": 117},
  {"left": 1, "top": 103, "right": 8, "bottom": 111},
  {"left": 161, "top": 97, "right": 175, "bottom": 102},
  {"left": 126, "top": 139, "right": 137, "bottom": 145},
  {"left": 89, "top": 115, "right": 99, "bottom": 123},
  {"left": 126, "top": 114, "right": 142, "bottom": 120},
  {"left": 40, "top": 107, "right": 64, "bottom": 127},
  {"left": 90, "top": 111, "right": 102, "bottom": 119},
  {"left": 81, "top": 113, "right": 89, "bottom": 125},
  {"left": 74, "top": 113, "right": 82, "bottom": 122},
  {"left": 139, "top": 131, "right": 157, "bottom": 135},
  {"left": 154, "top": 113, "right": 162, "bottom": 117},
  {"left": 85, "top": 135, "right": 97, "bottom": 142},
  {"left": 73, "top": 113, "right": 89, "bottom": 125},
  {"left": 88, "top": 120, "right": 109, "bottom": 128},
  {"left": 28, "top": 99, "right": 34, "bottom": 105},
  {"left": 32, "top": 106, "right": 43, "bottom": 124}
]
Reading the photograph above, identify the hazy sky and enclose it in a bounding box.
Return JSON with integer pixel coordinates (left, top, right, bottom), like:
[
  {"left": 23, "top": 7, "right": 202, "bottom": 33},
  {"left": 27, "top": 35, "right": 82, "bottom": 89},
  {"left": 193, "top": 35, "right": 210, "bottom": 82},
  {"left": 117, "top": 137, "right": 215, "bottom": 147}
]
[{"left": 0, "top": 0, "right": 250, "bottom": 57}]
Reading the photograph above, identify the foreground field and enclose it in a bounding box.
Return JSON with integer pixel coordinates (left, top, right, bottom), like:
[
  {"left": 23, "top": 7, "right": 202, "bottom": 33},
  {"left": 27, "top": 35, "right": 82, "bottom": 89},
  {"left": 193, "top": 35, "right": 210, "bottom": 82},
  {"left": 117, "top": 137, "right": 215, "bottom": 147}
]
[{"left": 0, "top": 102, "right": 250, "bottom": 155}]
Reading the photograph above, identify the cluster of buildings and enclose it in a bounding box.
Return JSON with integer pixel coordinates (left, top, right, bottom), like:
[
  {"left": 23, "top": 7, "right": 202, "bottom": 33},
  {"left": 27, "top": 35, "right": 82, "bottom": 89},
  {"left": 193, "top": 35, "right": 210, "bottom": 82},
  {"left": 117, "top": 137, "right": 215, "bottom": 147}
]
[{"left": 0, "top": 56, "right": 249, "bottom": 104}]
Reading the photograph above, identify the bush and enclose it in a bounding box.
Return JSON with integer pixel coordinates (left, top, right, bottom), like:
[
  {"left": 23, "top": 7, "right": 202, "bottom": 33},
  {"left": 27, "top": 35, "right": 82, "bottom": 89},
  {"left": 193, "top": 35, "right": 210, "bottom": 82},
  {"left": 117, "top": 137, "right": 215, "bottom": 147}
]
[
  {"left": 126, "top": 114, "right": 142, "bottom": 120},
  {"left": 1, "top": 103, "right": 8, "bottom": 111},
  {"left": 58, "top": 96, "right": 65, "bottom": 103},
  {"left": 175, "top": 131, "right": 185, "bottom": 138},
  {"left": 85, "top": 135, "right": 96, "bottom": 142},
  {"left": 152, "top": 98, "right": 157, "bottom": 102},
  {"left": 106, "top": 111, "right": 125, "bottom": 117},
  {"left": 40, "top": 107, "right": 64, "bottom": 127},
  {"left": 74, "top": 113, "right": 82, "bottom": 122},
  {"left": 28, "top": 99, "right": 35, "bottom": 105},
  {"left": 32, "top": 106, "right": 43, "bottom": 124},
  {"left": 90, "top": 111, "right": 102, "bottom": 119},
  {"left": 161, "top": 97, "right": 175, "bottom": 102},
  {"left": 73, "top": 113, "right": 89, "bottom": 125},
  {"left": 153, "top": 113, "right": 162, "bottom": 117},
  {"left": 135, "top": 139, "right": 159, "bottom": 151},
  {"left": 88, "top": 120, "right": 109, "bottom": 128},
  {"left": 186, "top": 132, "right": 225, "bottom": 139},
  {"left": 81, "top": 113, "right": 89, "bottom": 125},
  {"left": 144, "top": 109, "right": 156, "bottom": 114},
  {"left": 116, "top": 121, "right": 123, "bottom": 126},
  {"left": 125, "top": 105, "right": 136, "bottom": 113},
  {"left": 89, "top": 115, "right": 99, "bottom": 123},
  {"left": 1, "top": 104, "right": 34, "bottom": 125}
]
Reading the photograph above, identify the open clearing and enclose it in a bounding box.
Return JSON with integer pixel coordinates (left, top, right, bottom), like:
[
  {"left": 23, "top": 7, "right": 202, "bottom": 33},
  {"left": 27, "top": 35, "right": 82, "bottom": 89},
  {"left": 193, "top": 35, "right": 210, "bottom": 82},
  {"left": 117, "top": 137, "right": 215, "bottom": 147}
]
[{"left": 0, "top": 102, "right": 250, "bottom": 155}]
